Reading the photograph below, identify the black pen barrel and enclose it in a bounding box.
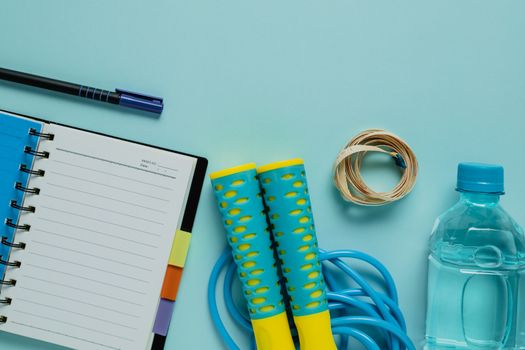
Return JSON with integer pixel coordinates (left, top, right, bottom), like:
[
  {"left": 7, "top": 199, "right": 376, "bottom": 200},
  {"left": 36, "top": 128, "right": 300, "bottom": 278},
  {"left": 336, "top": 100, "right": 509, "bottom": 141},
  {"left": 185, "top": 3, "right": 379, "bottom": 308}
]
[
  {"left": 0, "top": 67, "right": 80, "bottom": 95},
  {"left": 0, "top": 67, "right": 120, "bottom": 104}
]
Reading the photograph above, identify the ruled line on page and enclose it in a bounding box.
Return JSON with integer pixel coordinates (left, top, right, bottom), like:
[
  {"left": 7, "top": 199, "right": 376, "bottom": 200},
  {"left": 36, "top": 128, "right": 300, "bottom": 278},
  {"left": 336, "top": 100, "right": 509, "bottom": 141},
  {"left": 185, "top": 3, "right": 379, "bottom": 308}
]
[
  {"left": 55, "top": 147, "right": 177, "bottom": 180},
  {"left": 10, "top": 322, "right": 119, "bottom": 350},
  {"left": 29, "top": 252, "right": 150, "bottom": 284},
  {"left": 51, "top": 159, "right": 175, "bottom": 191},
  {"left": 158, "top": 164, "right": 179, "bottom": 172},
  {"left": 11, "top": 309, "right": 134, "bottom": 342},
  {"left": 35, "top": 229, "right": 155, "bottom": 260},
  {"left": 38, "top": 209, "right": 161, "bottom": 238},
  {"left": 31, "top": 240, "right": 153, "bottom": 272},
  {"left": 16, "top": 298, "right": 138, "bottom": 330},
  {"left": 17, "top": 286, "right": 142, "bottom": 316},
  {"left": 47, "top": 171, "right": 170, "bottom": 202},
  {"left": 35, "top": 222, "right": 158, "bottom": 249},
  {"left": 44, "top": 194, "right": 164, "bottom": 225},
  {"left": 24, "top": 264, "right": 147, "bottom": 297},
  {"left": 46, "top": 183, "right": 167, "bottom": 214},
  {"left": 22, "top": 274, "right": 144, "bottom": 309}
]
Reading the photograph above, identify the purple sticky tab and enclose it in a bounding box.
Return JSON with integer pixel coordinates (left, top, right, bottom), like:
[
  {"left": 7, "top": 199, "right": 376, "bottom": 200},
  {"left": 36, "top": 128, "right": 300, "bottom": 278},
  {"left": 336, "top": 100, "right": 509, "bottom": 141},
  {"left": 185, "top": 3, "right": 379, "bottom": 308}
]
[{"left": 153, "top": 298, "right": 175, "bottom": 336}]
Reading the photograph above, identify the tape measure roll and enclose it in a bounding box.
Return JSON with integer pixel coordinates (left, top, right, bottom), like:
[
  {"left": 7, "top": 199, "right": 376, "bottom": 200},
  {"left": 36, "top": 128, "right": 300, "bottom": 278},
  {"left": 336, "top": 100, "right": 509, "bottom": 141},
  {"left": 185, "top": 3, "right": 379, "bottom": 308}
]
[{"left": 333, "top": 129, "right": 418, "bottom": 206}]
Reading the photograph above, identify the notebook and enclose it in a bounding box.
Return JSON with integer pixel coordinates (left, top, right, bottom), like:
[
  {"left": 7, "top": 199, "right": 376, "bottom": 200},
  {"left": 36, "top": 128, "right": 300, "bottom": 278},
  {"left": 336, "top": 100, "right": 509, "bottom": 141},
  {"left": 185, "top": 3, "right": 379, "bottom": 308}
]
[{"left": 0, "top": 110, "right": 207, "bottom": 350}]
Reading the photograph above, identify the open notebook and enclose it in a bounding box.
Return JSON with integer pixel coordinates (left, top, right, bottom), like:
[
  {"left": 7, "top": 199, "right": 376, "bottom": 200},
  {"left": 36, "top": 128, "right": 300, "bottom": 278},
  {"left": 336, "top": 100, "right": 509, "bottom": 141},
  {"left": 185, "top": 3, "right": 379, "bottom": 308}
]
[{"left": 0, "top": 110, "right": 207, "bottom": 350}]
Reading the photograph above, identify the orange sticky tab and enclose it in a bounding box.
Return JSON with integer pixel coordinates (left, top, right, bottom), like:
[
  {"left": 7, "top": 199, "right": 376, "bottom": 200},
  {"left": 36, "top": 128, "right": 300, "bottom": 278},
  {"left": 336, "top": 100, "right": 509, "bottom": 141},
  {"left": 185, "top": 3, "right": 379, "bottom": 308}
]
[{"left": 161, "top": 265, "right": 183, "bottom": 301}]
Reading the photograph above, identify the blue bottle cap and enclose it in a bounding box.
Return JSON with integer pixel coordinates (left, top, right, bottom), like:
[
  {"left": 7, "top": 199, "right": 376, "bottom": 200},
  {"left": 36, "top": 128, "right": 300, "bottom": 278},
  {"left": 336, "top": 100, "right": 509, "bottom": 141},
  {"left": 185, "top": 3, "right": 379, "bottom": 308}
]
[{"left": 456, "top": 162, "right": 504, "bottom": 194}]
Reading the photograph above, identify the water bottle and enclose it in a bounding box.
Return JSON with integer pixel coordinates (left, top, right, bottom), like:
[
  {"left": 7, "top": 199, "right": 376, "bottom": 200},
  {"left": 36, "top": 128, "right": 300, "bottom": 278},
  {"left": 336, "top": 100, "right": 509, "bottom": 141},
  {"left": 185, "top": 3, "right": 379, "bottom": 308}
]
[{"left": 425, "top": 162, "right": 525, "bottom": 350}]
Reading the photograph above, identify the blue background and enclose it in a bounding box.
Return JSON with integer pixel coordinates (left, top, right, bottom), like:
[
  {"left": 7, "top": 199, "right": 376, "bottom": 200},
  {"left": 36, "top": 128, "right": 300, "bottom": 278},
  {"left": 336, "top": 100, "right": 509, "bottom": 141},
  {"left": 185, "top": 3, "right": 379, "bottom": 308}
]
[{"left": 1, "top": 1, "right": 524, "bottom": 349}]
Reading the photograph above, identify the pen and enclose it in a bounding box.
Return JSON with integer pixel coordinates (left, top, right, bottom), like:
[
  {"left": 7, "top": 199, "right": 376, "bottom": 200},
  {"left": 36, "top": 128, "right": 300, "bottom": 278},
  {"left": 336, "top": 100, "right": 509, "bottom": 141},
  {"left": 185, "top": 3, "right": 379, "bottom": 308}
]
[{"left": 0, "top": 67, "right": 163, "bottom": 114}]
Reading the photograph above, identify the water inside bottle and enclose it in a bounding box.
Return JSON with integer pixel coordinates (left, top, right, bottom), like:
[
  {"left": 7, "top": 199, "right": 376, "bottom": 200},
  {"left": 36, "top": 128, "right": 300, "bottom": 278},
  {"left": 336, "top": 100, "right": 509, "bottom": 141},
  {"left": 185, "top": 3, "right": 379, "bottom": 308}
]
[{"left": 425, "top": 239, "right": 525, "bottom": 350}]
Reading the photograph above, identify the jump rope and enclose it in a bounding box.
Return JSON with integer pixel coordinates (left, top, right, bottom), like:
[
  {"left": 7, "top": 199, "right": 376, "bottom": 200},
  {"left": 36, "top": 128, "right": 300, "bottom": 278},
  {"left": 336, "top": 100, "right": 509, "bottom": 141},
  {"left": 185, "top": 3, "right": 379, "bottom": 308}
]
[{"left": 208, "top": 130, "right": 418, "bottom": 350}]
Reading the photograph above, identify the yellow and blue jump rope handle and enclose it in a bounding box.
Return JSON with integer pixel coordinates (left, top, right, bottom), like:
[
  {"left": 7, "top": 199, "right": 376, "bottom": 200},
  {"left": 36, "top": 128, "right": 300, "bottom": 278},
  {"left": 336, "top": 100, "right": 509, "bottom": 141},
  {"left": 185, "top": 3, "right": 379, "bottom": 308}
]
[
  {"left": 258, "top": 159, "right": 337, "bottom": 350},
  {"left": 210, "top": 164, "right": 295, "bottom": 350}
]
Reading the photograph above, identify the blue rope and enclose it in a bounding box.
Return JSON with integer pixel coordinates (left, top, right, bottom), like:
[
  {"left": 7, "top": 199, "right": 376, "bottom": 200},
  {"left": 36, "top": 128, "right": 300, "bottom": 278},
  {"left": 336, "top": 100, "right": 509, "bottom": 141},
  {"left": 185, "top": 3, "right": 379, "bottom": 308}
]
[{"left": 208, "top": 247, "right": 416, "bottom": 350}]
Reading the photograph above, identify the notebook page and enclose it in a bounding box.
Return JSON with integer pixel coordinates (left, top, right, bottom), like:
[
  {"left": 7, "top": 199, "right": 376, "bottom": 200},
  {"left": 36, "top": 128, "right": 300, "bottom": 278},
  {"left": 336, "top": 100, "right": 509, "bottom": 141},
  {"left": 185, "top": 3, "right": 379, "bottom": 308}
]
[{"left": 2, "top": 124, "right": 196, "bottom": 350}]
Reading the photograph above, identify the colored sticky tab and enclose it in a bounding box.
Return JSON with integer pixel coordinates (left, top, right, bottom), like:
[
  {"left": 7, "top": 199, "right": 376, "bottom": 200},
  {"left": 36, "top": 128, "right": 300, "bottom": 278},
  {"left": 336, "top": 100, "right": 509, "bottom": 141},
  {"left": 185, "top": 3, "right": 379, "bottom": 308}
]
[
  {"left": 161, "top": 265, "right": 183, "bottom": 301},
  {"left": 153, "top": 299, "right": 175, "bottom": 336},
  {"left": 168, "top": 230, "right": 192, "bottom": 267}
]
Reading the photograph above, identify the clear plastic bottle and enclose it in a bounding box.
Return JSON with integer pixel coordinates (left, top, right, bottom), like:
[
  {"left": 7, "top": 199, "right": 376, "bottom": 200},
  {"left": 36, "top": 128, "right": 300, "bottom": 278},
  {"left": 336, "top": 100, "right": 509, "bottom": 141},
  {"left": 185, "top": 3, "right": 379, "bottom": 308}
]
[{"left": 425, "top": 163, "right": 525, "bottom": 350}]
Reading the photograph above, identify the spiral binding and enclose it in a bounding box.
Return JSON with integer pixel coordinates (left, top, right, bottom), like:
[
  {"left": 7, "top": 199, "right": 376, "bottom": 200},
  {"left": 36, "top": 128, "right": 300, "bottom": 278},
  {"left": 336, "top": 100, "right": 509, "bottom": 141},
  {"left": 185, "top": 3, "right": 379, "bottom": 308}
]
[
  {"left": 2, "top": 237, "right": 26, "bottom": 249},
  {"left": 24, "top": 146, "right": 50, "bottom": 159},
  {"left": 29, "top": 128, "right": 55, "bottom": 140},
  {"left": 19, "top": 164, "right": 45, "bottom": 176},
  {"left": 0, "top": 279, "right": 16, "bottom": 286},
  {"left": 4, "top": 219, "right": 30, "bottom": 231},
  {"left": 0, "top": 127, "right": 53, "bottom": 323},
  {"left": 10, "top": 200, "right": 35, "bottom": 213},
  {"left": 14, "top": 182, "right": 40, "bottom": 195}
]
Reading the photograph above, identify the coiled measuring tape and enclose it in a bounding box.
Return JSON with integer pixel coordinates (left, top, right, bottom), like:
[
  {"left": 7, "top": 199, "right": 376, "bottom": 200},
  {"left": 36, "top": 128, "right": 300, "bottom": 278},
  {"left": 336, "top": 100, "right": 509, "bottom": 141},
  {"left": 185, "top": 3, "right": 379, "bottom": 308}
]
[{"left": 334, "top": 129, "right": 418, "bottom": 206}]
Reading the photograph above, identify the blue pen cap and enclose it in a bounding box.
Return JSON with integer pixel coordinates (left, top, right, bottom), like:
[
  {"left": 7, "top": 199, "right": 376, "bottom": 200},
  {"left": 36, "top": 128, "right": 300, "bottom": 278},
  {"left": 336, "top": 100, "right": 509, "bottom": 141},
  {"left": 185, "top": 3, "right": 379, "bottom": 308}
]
[
  {"left": 117, "top": 89, "right": 164, "bottom": 114},
  {"left": 456, "top": 162, "right": 504, "bottom": 194}
]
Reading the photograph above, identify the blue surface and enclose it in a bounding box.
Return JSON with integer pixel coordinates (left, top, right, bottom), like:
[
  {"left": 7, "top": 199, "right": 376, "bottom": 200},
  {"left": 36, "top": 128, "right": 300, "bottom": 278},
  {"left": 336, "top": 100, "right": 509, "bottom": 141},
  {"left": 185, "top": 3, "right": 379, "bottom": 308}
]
[{"left": 0, "top": 1, "right": 524, "bottom": 349}]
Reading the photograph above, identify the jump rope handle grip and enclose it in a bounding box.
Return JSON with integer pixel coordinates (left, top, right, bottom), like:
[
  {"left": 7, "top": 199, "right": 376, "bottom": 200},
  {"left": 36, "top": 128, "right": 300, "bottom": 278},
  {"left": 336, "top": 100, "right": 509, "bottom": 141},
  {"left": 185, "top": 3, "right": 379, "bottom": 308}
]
[
  {"left": 210, "top": 164, "right": 295, "bottom": 350},
  {"left": 258, "top": 159, "right": 337, "bottom": 350}
]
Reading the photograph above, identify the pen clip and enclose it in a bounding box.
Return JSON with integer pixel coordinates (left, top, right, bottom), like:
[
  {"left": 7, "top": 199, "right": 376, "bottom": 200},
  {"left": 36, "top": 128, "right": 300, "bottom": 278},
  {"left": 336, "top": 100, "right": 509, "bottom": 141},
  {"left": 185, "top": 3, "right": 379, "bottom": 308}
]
[{"left": 116, "top": 89, "right": 164, "bottom": 114}]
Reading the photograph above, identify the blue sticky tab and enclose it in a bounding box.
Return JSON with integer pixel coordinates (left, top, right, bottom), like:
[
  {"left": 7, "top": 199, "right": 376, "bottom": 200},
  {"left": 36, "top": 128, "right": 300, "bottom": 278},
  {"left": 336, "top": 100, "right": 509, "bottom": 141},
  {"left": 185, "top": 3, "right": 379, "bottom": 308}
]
[{"left": 0, "top": 112, "right": 42, "bottom": 278}]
